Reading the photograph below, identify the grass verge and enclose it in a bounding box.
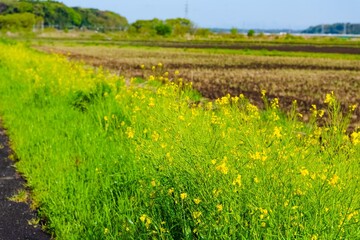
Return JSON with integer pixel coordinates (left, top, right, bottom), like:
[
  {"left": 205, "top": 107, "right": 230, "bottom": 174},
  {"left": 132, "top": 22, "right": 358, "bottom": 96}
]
[{"left": 0, "top": 40, "right": 359, "bottom": 239}]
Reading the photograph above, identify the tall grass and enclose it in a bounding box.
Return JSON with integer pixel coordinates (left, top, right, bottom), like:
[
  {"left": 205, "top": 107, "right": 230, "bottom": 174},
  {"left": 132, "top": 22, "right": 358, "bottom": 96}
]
[{"left": 0, "top": 41, "right": 359, "bottom": 239}]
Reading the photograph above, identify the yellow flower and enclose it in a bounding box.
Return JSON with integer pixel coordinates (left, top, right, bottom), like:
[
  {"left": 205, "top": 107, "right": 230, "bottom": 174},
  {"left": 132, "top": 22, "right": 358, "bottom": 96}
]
[
  {"left": 271, "top": 98, "right": 279, "bottom": 109},
  {"left": 180, "top": 192, "right": 188, "bottom": 200},
  {"left": 151, "top": 131, "right": 160, "bottom": 142},
  {"left": 350, "top": 104, "right": 357, "bottom": 112},
  {"left": 216, "top": 204, "right": 223, "bottom": 212},
  {"left": 157, "top": 62, "right": 163, "bottom": 67},
  {"left": 151, "top": 180, "right": 156, "bottom": 187},
  {"left": 104, "top": 116, "right": 109, "bottom": 121},
  {"left": 347, "top": 210, "right": 359, "bottom": 221},
  {"left": 273, "top": 126, "right": 282, "bottom": 138},
  {"left": 216, "top": 157, "right": 229, "bottom": 174},
  {"left": 148, "top": 97, "right": 155, "bottom": 107},
  {"left": 193, "top": 198, "right": 201, "bottom": 205},
  {"left": 260, "top": 208, "right": 268, "bottom": 215},
  {"left": 300, "top": 168, "right": 309, "bottom": 176},
  {"left": 351, "top": 132, "right": 359, "bottom": 145},
  {"left": 140, "top": 64, "right": 145, "bottom": 69},
  {"left": 232, "top": 175, "right": 242, "bottom": 187},
  {"left": 324, "top": 91, "right": 336, "bottom": 106},
  {"left": 104, "top": 228, "right": 109, "bottom": 234},
  {"left": 140, "top": 214, "right": 151, "bottom": 229},
  {"left": 168, "top": 188, "right": 174, "bottom": 195},
  {"left": 174, "top": 70, "right": 180, "bottom": 75},
  {"left": 140, "top": 214, "right": 147, "bottom": 222},
  {"left": 216, "top": 162, "right": 228, "bottom": 174},
  {"left": 328, "top": 174, "right": 339, "bottom": 186},
  {"left": 126, "top": 127, "right": 135, "bottom": 139},
  {"left": 192, "top": 211, "right": 202, "bottom": 219},
  {"left": 310, "top": 235, "right": 318, "bottom": 240}
]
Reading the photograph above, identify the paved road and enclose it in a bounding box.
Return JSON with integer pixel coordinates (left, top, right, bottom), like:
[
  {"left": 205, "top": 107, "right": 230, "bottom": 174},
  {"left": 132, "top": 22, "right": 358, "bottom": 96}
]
[{"left": 0, "top": 124, "right": 51, "bottom": 240}]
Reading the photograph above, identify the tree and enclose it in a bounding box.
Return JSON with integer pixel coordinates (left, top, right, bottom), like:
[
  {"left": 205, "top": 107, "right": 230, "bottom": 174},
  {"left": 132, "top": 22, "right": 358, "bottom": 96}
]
[
  {"left": 247, "top": 29, "right": 255, "bottom": 37},
  {"left": 155, "top": 23, "right": 172, "bottom": 36}
]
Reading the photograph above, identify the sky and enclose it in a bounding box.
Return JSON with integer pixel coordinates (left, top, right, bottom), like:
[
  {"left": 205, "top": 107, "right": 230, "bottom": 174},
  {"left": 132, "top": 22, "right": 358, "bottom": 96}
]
[{"left": 60, "top": 0, "right": 360, "bottom": 30}]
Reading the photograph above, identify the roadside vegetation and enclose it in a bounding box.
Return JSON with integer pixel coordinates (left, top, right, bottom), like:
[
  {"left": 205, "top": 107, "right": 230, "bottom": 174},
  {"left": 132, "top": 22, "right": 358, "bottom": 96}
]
[{"left": 0, "top": 40, "right": 359, "bottom": 239}]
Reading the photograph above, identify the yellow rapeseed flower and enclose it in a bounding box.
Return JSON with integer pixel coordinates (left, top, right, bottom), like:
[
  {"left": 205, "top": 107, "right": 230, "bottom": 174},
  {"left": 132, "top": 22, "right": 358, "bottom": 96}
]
[
  {"left": 168, "top": 188, "right": 174, "bottom": 195},
  {"left": 151, "top": 131, "right": 160, "bottom": 142},
  {"left": 310, "top": 235, "right": 318, "bottom": 240},
  {"left": 232, "top": 175, "right": 242, "bottom": 187},
  {"left": 151, "top": 180, "right": 156, "bottom": 187},
  {"left": 216, "top": 161, "right": 228, "bottom": 174},
  {"left": 328, "top": 174, "right": 339, "bottom": 186},
  {"left": 300, "top": 168, "right": 309, "bottom": 176},
  {"left": 180, "top": 192, "right": 188, "bottom": 200},
  {"left": 273, "top": 126, "right": 282, "bottom": 138},
  {"left": 193, "top": 198, "right": 201, "bottom": 205},
  {"left": 126, "top": 127, "right": 135, "bottom": 139},
  {"left": 351, "top": 132, "right": 359, "bottom": 145},
  {"left": 324, "top": 91, "right": 336, "bottom": 106},
  {"left": 192, "top": 211, "right": 202, "bottom": 219},
  {"left": 140, "top": 214, "right": 147, "bottom": 222},
  {"left": 216, "top": 204, "right": 223, "bottom": 212}
]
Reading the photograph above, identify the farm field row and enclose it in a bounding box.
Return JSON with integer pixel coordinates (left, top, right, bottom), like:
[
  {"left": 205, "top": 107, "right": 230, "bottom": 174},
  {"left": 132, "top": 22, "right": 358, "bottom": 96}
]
[
  {"left": 35, "top": 44, "right": 360, "bottom": 128},
  {"left": 0, "top": 40, "right": 359, "bottom": 239}
]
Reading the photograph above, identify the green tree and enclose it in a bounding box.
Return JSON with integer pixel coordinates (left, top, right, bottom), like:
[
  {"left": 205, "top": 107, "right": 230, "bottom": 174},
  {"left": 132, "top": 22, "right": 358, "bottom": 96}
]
[
  {"left": 155, "top": 23, "right": 172, "bottom": 36},
  {"left": 247, "top": 29, "right": 255, "bottom": 37}
]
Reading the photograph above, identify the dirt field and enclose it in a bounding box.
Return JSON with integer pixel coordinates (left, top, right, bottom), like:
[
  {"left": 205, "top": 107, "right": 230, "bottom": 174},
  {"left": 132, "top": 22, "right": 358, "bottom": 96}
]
[{"left": 35, "top": 44, "right": 360, "bottom": 129}]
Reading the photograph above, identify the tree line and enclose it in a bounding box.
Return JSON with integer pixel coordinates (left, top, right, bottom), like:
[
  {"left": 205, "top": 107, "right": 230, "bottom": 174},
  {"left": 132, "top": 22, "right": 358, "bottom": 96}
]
[
  {"left": 0, "top": 0, "right": 128, "bottom": 31},
  {"left": 302, "top": 23, "right": 360, "bottom": 35},
  {"left": 0, "top": 0, "right": 199, "bottom": 37}
]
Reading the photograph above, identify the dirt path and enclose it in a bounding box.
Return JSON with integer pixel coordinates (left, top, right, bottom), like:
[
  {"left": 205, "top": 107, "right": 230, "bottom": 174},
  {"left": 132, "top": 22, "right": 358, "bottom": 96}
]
[{"left": 0, "top": 122, "right": 51, "bottom": 240}]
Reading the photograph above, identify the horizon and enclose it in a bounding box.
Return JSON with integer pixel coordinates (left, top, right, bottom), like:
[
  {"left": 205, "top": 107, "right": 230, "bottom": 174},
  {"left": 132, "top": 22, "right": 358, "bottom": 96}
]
[{"left": 59, "top": 1, "right": 360, "bottom": 30}]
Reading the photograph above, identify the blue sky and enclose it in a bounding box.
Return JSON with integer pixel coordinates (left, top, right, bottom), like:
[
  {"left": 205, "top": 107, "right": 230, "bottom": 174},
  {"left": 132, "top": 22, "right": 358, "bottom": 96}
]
[{"left": 60, "top": 0, "right": 360, "bottom": 30}]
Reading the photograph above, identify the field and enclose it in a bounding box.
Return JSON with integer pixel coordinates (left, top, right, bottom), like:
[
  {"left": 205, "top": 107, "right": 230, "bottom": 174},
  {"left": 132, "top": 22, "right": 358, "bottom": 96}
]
[
  {"left": 35, "top": 43, "right": 360, "bottom": 128},
  {"left": 0, "top": 38, "right": 359, "bottom": 239}
]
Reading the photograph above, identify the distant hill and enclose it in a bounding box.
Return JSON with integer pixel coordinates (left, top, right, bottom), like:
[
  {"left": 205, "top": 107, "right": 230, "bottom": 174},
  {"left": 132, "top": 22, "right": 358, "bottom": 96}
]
[
  {"left": 0, "top": 0, "right": 128, "bottom": 31},
  {"left": 302, "top": 23, "right": 360, "bottom": 34}
]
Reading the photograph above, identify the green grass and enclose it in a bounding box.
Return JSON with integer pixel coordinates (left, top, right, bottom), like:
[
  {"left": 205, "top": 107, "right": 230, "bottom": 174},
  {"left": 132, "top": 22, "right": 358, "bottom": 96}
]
[{"left": 0, "top": 40, "right": 359, "bottom": 239}]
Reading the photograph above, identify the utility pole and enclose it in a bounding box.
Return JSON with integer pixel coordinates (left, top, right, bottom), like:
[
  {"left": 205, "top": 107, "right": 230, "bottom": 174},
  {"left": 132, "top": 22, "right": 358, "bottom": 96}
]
[
  {"left": 344, "top": 22, "right": 347, "bottom": 35},
  {"left": 185, "top": 0, "right": 189, "bottom": 19}
]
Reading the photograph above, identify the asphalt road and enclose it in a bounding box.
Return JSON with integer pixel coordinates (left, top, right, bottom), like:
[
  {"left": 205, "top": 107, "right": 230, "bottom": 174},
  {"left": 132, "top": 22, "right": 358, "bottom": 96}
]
[{"left": 0, "top": 124, "right": 51, "bottom": 240}]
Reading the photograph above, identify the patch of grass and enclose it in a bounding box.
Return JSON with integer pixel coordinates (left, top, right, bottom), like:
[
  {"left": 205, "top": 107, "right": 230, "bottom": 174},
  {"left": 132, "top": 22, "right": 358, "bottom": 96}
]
[
  {"left": 9, "top": 189, "right": 29, "bottom": 203},
  {"left": 0, "top": 42, "right": 359, "bottom": 239}
]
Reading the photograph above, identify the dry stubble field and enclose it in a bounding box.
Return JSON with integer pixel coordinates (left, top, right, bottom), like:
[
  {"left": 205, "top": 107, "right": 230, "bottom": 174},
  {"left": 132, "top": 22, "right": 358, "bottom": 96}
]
[{"left": 36, "top": 44, "right": 360, "bottom": 128}]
